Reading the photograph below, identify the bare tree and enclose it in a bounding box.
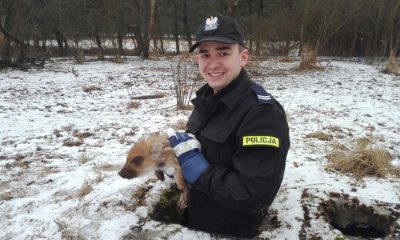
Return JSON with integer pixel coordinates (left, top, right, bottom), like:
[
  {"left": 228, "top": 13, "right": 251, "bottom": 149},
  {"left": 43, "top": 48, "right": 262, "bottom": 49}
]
[
  {"left": 170, "top": 55, "right": 199, "bottom": 110},
  {"left": 144, "top": 0, "right": 159, "bottom": 58}
]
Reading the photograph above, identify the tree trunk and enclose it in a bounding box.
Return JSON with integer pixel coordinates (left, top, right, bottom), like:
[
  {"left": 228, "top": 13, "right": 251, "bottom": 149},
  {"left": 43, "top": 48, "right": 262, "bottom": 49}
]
[
  {"left": 349, "top": 20, "right": 359, "bottom": 57},
  {"left": 157, "top": 18, "right": 165, "bottom": 53},
  {"left": 299, "top": 1, "right": 305, "bottom": 57},
  {"left": 2, "top": 36, "right": 11, "bottom": 61},
  {"left": 0, "top": 19, "right": 27, "bottom": 63},
  {"left": 182, "top": 0, "right": 192, "bottom": 50},
  {"left": 54, "top": 30, "right": 65, "bottom": 56},
  {"left": 62, "top": 35, "right": 69, "bottom": 54},
  {"left": 258, "top": 0, "right": 264, "bottom": 16},
  {"left": 144, "top": 0, "right": 159, "bottom": 58},
  {"left": 117, "top": 31, "right": 124, "bottom": 56},
  {"left": 16, "top": 42, "right": 27, "bottom": 64},
  {"left": 132, "top": 0, "right": 146, "bottom": 57},
  {"left": 224, "top": 0, "right": 235, "bottom": 17},
  {"left": 247, "top": 0, "right": 253, "bottom": 54},
  {"left": 284, "top": 38, "right": 290, "bottom": 57},
  {"left": 132, "top": 25, "right": 145, "bottom": 57},
  {"left": 173, "top": 1, "right": 180, "bottom": 54},
  {"left": 41, "top": 33, "right": 47, "bottom": 51},
  {"left": 94, "top": 30, "right": 104, "bottom": 60}
]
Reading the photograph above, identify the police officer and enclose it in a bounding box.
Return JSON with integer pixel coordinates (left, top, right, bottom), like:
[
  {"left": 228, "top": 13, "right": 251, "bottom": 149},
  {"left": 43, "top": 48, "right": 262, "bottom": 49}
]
[{"left": 167, "top": 14, "right": 290, "bottom": 238}]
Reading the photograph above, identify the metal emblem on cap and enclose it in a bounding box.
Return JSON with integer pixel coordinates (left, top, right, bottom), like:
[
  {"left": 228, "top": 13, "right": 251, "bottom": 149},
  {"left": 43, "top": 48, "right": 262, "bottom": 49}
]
[{"left": 204, "top": 16, "right": 218, "bottom": 31}]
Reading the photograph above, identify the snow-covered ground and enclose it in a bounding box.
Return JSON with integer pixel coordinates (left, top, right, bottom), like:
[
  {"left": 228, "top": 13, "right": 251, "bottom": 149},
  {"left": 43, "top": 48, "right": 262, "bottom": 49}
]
[{"left": 0, "top": 56, "right": 399, "bottom": 240}]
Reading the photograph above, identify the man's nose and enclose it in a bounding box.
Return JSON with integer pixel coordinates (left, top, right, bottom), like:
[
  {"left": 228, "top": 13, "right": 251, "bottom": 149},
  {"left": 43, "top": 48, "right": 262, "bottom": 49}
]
[{"left": 207, "top": 55, "right": 220, "bottom": 68}]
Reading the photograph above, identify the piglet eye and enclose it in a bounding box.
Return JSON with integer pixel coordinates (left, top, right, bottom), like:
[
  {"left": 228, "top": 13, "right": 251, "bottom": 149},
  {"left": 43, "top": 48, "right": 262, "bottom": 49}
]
[{"left": 131, "top": 156, "right": 144, "bottom": 166}]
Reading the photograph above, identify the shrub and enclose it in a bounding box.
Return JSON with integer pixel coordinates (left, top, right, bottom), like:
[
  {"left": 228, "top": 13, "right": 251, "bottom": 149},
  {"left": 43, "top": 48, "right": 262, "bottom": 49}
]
[
  {"left": 305, "top": 131, "right": 333, "bottom": 141},
  {"left": 326, "top": 139, "right": 392, "bottom": 179}
]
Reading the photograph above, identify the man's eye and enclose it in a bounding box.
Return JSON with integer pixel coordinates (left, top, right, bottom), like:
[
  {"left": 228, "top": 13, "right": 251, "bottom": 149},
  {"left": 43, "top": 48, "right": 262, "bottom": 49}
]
[
  {"left": 219, "top": 52, "right": 229, "bottom": 57},
  {"left": 200, "top": 53, "right": 209, "bottom": 58}
]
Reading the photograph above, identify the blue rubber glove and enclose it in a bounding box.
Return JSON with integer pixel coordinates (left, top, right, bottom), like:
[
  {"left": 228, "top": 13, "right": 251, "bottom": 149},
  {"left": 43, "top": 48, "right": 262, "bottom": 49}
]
[{"left": 167, "top": 129, "right": 209, "bottom": 184}]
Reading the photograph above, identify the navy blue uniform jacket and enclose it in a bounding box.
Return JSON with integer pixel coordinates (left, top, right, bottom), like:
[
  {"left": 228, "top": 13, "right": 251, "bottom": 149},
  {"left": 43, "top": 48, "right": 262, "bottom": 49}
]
[{"left": 185, "top": 69, "right": 290, "bottom": 238}]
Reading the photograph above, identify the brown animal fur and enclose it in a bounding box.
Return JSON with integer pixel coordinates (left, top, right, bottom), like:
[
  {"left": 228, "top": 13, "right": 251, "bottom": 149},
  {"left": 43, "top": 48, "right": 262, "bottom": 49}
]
[{"left": 118, "top": 134, "right": 189, "bottom": 210}]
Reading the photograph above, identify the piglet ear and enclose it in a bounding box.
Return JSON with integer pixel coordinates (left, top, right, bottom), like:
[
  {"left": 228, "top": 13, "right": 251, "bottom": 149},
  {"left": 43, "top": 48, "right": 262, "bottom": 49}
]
[
  {"left": 154, "top": 169, "right": 165, "bottom": 181},
  {"left": 150, "top": 142, "right": 163, "bottom": 160}
]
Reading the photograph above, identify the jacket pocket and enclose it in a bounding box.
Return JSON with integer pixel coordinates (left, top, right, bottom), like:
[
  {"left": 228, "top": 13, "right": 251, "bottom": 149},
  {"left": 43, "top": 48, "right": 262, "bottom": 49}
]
[
  {"left": 200, "top": 126, "right": 231, "bottom": 143},
  {"left": 200, "top": 127, "right": 234, "bottom": 166}
]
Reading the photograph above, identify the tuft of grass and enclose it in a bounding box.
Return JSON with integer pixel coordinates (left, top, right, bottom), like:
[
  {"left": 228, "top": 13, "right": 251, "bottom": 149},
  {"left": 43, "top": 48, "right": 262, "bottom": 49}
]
[
  {"left": 63, "top": 138, "right": 83, "bottom": 147},
  {"left": 356, "top": 137, "right": 372, "bottom": 150},
  {"left": 128, "top": 101, "right": 141, "bottom": 109},
  {"left": 72, "top": 129, "right": 94, "bottom": 140},
  {"left": 114, "top": 54, "right": 124, "bottom": 64},
  {"left": 78, "top": 153, "right": 92, "bottom": 165},
  {"left": 41, "top": 166, "right": 59, "bottom": 176},
  {"left": 326, "top": 141, "right": 392, "bottom": 179},
  {"left": 305, "top": 131, "right": 333, "bottom": 141},
  {"left": 82, "top": 85, "right": 102, "bottom": 93},
  {"left": 96, "top": 163, "right": 118, "bottom": 172},
  {"left": 77, "top": 180, "right": 93, "bottom": 198},
  {"left": 132, "top": 185, "right": 152, "bottom": 207},
  {"left": 94, "top": 171, "right": 105, "bottom": 183},
  {"left": 279, "top": 56, "right": 294, "bottom": 62},
  {"left": 54, "top": 219, "right": 86, "bottom": 240}
]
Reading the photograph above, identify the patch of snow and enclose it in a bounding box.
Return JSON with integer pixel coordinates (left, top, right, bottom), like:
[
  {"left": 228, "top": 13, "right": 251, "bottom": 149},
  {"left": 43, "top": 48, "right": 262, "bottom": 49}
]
[{"left": 1, "top": 57, "right": 399, "bottom": 239}]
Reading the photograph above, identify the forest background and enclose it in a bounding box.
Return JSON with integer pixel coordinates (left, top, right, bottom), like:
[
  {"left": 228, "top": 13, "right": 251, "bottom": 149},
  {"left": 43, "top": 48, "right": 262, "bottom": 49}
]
[{"left": 1, "top": 0, "right": 400, "bottom": 68}]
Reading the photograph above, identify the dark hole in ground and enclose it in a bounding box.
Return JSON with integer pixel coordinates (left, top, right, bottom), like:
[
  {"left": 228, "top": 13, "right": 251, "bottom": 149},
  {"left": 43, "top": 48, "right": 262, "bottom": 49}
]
[
  {"left": 331, "top": 222, "right": 385, "bottom": 238},
  {"left": 148, "top": 184, "right": 185, "bottom": 225},
  {"left": 319, "top": 193, "right": 399, "bottom": 239}
]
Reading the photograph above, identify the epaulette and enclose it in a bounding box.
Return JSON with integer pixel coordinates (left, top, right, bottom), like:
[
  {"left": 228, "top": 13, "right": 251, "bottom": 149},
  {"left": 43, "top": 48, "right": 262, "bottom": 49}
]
[{"left": 251, "top": 84, "right": 274, "bottom": 105}]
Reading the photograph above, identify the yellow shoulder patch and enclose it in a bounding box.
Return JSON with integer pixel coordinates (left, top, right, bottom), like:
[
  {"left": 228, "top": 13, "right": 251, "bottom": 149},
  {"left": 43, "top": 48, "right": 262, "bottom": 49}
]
[{"left": 242, "top": 136, "right": 280, "bottom": 148}]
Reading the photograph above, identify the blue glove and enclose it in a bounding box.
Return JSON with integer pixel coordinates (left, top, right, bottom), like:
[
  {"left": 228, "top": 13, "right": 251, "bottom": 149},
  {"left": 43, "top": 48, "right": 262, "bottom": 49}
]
[{"left": 167, "top": 129, "right": 209, "bottom": 184}]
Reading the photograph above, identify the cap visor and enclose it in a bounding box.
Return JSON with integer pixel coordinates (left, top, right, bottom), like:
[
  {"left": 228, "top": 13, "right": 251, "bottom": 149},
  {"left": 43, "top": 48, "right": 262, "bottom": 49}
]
[{"left": 189, "top": 36, "right": 238, "bottom": 52}]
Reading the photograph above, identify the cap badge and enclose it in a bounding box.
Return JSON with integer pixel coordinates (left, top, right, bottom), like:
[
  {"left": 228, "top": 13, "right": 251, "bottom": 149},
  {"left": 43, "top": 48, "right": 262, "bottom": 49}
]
[{"left": 204, "top": 16, "right": 218, "bottom": 31}]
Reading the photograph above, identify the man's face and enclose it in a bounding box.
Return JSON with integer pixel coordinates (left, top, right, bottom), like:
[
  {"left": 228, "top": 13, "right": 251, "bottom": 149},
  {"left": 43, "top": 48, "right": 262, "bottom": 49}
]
[{"left": 196, "top": 42, "right": 249, "bottom": 93}]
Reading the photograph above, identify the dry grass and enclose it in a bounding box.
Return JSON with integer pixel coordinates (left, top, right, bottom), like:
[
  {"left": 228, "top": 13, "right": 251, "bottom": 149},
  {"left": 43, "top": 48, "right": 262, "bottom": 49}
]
[
  {"left": 73, "top": 50, "right": 86, "bottom": 64},
  {"left": 383, "top": 52, "right": 400, "bottom": 75},
  {"left": 128, "top": 101, "right": 141, "bottom": 109},
  {"left": 305, "top": 131, "right": 333, "bottom": 141},
  {"left": 132, "top": 185, "right": 152, "bottom": 207},
  {"left": 96, "top": 163, "right": 118, "bottom": 172},
  {"left": 299, "top": 49, "right": 325, "bottom": 71},
  {"left": 63, "top": 138, "right": 83, "bottom": 147},
  {"left": 356, "top": 137, "right": 372, "bottom": 149},
  {"left": 82, "top": 85, "right": 102, "bottom": 93},
  {"left": 77, "top": 180, "right": 93, "bottom": 198},
  {"left": 113, "top": 54, "right": 124, "bottom": 63},
  {"left": 279, "top": 56, "right": 294, "bottom": 62},
  {"left": 324, "top": 125, "right": 343, "bottom": 133},
  {"left": 54, "top": 219, "right": 86, "bottom": 240},
  {"left": 72, "top": 130, "right": 94, "bottom": 139},
  {"left": 78, "top": 153, "right": 92, "bottom": 165},
  {"left": 95, "top": 171, "right": 105, "bottom": 183},
  {"left": 326, "top": 139, "right": 392, "bottom": 179},
  {"left": 41, "top": 166, "right": 60, "bottom": 176}
]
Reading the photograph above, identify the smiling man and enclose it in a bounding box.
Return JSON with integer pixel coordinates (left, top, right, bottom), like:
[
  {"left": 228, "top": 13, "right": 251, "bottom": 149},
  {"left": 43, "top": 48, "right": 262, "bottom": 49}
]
[{"left": 167, "top": 14, "right": 290, "bottom": 238}]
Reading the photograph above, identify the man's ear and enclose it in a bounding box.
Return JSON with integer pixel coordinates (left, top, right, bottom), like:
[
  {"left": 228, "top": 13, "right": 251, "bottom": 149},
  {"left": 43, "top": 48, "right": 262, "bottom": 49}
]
[
  {"left": 193, "top": 54, "right": 200, "bottom": 64},
  {"left": 150, "top": 142, "right": 163, "bottom": 160},
  {"left": 240, "top": 48, "right": 249, "bottom": 68}
]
